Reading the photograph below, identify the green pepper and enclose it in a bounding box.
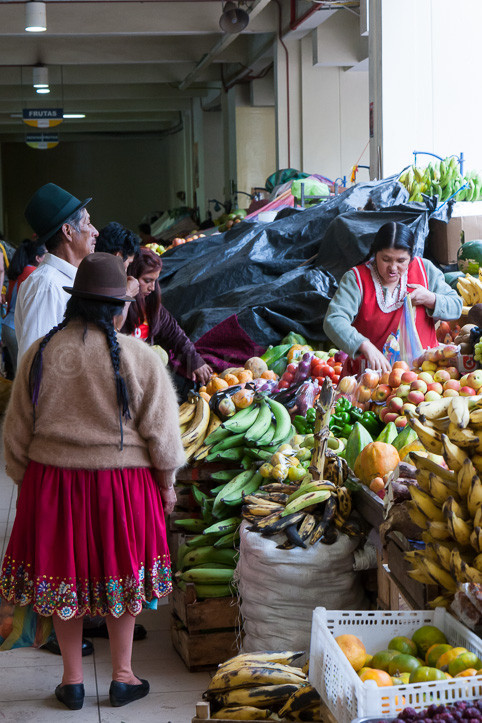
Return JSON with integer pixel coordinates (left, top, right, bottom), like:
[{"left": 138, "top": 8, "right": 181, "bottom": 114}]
[
  {"left": 338, "top": 411, "right": 351, "bottom": 424},
  {"left": 336, "top": 397, "right": 351, "bottom": 411},
  {"left": 330, "top": 424, "right": 344, "bottom": 436},
  {"left": 340, "top": 423, "right": 353, "bottom": 438},
  {"left": 360, "top": 412, "right": 380, "bottom": 436},
  {"left": 306, "top": 407, "right": 316, "bottom": 422},
  {"left": 349, "top": 407, "right": 364, "bottom": 423},
  {"left": 293, "top": 416, "right": 308, "bottom": 434}
]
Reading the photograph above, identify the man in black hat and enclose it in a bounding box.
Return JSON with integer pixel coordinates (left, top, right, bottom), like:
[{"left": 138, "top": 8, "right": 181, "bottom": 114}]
[{"left": 15, "top": 183, "right": 98, "bottom": 361}]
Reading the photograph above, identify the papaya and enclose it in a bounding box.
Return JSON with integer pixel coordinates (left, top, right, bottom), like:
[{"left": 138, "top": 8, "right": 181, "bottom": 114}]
[
  {"left": 345, "top": 422, "right": 373, "bottom": 471},
  {"left": 270, "top": 356, "right": 288, "bottom": 376},
  {"left": 282, "top": 331, "right": 308, "bottom": 346},
  {"left": 392, "top": 425, "right": 418, "bottom": 452},
  {"left": 376, "top": 422, "right": 398, "bottom": 445},
  {"left": 261, "top": 343, "right": 291, "bottom": 368}
]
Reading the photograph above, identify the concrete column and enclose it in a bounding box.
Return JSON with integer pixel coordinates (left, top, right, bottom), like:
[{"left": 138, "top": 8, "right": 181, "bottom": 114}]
[
  {"left": 192, "top": 98, "right": 206, "bottom": 220},
  {"left": 274, "top": 35, "right": 302, "bottom": 170},
  {"left": 369, "top": 0, "right": 482, "bottom": 178},
  {"left": 222, "top": 87, "right": 237, "bottom": 205}
]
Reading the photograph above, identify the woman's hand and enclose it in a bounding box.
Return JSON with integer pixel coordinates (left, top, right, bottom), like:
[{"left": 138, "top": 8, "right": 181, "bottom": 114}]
[
  {"left": 160, "top": 486, "right": 177, "bottom": 515},
  {"left": 126, "top": 276, "right": 140, "bottom": 298},
  {"left": 408, "top": 284, "right": 436, "bottom": 309},
  {"left": 193, "top": 363, "right": 213, "bottom": 386},
  {"left": 359, "top": 340, "right": 392, "bottom": 373}
]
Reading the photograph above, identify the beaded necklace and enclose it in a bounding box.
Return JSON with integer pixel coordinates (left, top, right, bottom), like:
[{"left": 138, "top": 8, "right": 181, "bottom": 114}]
[{"left": 367, "top": 259, "right": 407, "bottom": 313}]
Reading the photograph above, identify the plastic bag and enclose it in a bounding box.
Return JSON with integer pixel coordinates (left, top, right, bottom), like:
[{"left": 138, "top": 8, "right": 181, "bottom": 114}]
[{"left": 383, "top": 295, "right": 423, "bottom": 368}]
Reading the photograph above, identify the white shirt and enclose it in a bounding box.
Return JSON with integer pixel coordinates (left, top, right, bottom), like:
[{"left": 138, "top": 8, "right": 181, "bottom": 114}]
[{"left": 15, "top": 253, "right": 77, "bottom": 362}]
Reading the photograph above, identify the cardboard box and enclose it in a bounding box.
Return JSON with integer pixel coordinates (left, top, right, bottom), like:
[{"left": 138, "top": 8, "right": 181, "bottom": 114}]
[
  {"left": 428, "top": 201, "right": 482, "bottom": 265},
  {"left": 457, "top": 353, "right": 477, "bottom": 373}
]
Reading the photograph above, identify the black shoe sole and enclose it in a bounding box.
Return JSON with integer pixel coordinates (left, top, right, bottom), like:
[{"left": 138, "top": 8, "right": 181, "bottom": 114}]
[{"left": 109, "top": 679, "right": 150, "bottom": 707}]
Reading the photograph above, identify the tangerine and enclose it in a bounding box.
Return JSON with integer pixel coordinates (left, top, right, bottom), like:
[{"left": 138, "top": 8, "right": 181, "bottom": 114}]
[
  {"left": 223, "top": 374, "right": 240, "bottom": 386},
  {"left": 455, "top": 668, "right": 478, "bottom": 678},
  {"left": 206, "top": 377, "right": 229, "bottom": 395},
  {"left": 436, "top": 646, "right": 468, "bottom": 671},
  {"left": 409, "top": 666, "right": 447, "bottom": 683},
  {"left": 369, "top": 650, "right": 398, "bottom": 672},
  {"left": 448, "top": 651, "right": 481, "bottom": 676},
  {"left": 335, "top": 634, "right": 367, "bottom": 672},
  {"left": 426, "top": 643, "right": 452, "bottom": 667},
  {"left": 359, "top": 668, "right": 392, "bottom": 687},
  {"left": 411, "top": 625, "right": 448, "bottom": 657},
  {"left": 236, "top": 370, "right": 253, "bottom": 384},
  {"left": 388, "top": 654, "right": 421, "bottom": 676},
  {"left": 388, "top": 636, "right": 418, "bottom": 657}
]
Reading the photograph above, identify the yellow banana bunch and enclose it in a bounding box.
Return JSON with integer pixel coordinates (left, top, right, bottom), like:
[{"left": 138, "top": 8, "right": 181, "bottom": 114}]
[
  {"left": 181, "top": 396, "right": 213, "bottom": 461},
  {"left": 457, "top": 274, "right": 482, "bottom": 306}
]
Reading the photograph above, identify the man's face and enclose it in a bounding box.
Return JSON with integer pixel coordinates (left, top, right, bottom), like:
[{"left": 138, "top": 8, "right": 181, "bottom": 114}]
[{"left": 70, "top": 208, "right": 98, "bottom": 261}]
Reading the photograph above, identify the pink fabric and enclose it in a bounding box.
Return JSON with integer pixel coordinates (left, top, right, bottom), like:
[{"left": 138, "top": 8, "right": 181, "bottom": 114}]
[
  {"left": 0, "top": 462, "right": 172, "bottom": 620},
  {"left": 193, "top": 314, "right": 266, "bottom": 372}
]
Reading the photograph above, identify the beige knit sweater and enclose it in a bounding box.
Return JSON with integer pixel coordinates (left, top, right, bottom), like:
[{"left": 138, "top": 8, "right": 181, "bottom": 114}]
[{"left": 3, "top": 321, "right": 186, "bottom": 485}]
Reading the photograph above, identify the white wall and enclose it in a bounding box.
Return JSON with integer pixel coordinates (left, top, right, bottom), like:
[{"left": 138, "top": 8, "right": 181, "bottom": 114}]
[
  {"left": 375, "top": 0, "right": 482, "bottom": 177},
  {"left": 236, "top": 106, "right": 276, "bottom": 205},
  {"left": 301, "top": 35, "right": 369, "bottom": 183},
  {"left": 202, "top": 110, "right": 225, "bottom": 221}
]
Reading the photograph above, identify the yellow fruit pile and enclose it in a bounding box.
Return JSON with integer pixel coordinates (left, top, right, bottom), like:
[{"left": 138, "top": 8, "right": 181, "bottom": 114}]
[{"left": 335, "top": 625, "right": 482, "bottom": 687}]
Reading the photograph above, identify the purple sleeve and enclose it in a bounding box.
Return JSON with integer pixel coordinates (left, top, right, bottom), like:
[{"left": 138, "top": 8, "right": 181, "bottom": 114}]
[{"left": 155, "top": 305, "right": 205, "bottom": 375}]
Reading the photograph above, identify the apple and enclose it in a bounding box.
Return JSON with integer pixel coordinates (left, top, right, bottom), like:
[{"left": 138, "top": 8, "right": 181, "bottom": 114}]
[
  {"left": 408, "top": 390, "right": 425, "bottom": 405},
  {"left": 386, "top": 394, "right": 396, "bottom": 406},
  {"left": 436, "top": 359, "right": 450, "bottom": 367},
  {"left": 446, "top": 366, "right": 459, "bottom": 380},
  {"left": 424, "top": 390, "right": 442, "bottom": 401},
  {"left": 421, "top": 360, "right": 438, "bottom": 372},
  {"left": 443, "top": 344, "right": 459, "bottom": 358},
  {"left": 361, "top": 370, "right": 380, "bottom": 389},
  {"left": 394, "top": 415, "right": 408, "bottom": 428},
  {"left": 460, "top": 374, "right": 470, "bottom": 387},
  {"left": 467, "top": 371, "right": 482, "bottom": 391},
  {"left": 393, "top": 361, "right": 410, "bottom": 371},
  {"left": 384, "top": 412, "right": 399, "bottom": 423},
  {"left": 426, "top": 382, "right": 443, "bottom": 395},
  {"left": 418, "top": 372, "right": 434, "bottom": 385},
  {"left": 427, "top": 349, "right": 443, "bottom": 363},
  {"left": 388, "top": 369, "right": 404, "bottom": 388},
  {"left": 401, "top": 402, "right": 417, "bottom": 415},
  {"left": 395, "top": 384, "right": 411, "bottom": 399},
  {"left": 401, "top": 370, "right": 418, "bottom": 384},
  {"left": 371, "top": 384, "right": 392, "bottom": 402},
  {"left": 410, "top": 379, "right": 428, "bottom": 394},
  {"left": 379, "top": 406, "right": 390, "bottom": 422},
  {"left": 444, "top": 379, "right": 461, "bottom": 392},
  {"left": 434, "top": 369, "right": 451, "bottom": 383},
  {"left": 460, "top": 386, "right": 477, "bottom": 396},
  {"left": 443, "top": 388, "right": 459, "bottom": 397},
  {"left": 388, "top": 397, "right": 404, "bottom": 413},
  {"left": 356, "top": 384, "right": 372, "bottom": 403},
  {"left": 380, "top": 371, "right": 391, "bottom": 386}
]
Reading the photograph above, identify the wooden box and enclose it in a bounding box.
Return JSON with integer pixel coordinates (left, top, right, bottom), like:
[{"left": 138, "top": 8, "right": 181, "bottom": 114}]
[
  {"left": 170, "top": 583, "right": 240, "bottom": 671},
  {"left": 191, "top": 700, "right": 334, "bottom": 722},
  {"left": 385, "top": 531, "right": 439, "bottom": 609},
  {"left": 353, "top": 485, "right": 384, "bottom": 529}
]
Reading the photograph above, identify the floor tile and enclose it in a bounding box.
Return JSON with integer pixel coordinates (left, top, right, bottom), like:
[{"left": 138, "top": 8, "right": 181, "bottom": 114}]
[
  {"left": 95, "top": 658, "right": 210, "bottom": 695},
  {"left": 99, "top": 689, "right": 202, "bottom": 723},
  {"left": 0, "top": 660, "right": 97, "bottom": 702},
  {"left": 0, "top": 696, "right": 100, "bottom": 722},
  {"left": 0, "top": 505, "right": 11, "bottom": 522}
]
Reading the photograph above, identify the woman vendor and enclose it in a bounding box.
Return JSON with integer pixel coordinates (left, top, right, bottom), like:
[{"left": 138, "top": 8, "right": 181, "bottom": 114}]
[
  {"left": 323, "top": 222, "right": 463, "bottom": 374},
  {"left": 122, "top": 247, "right": 213, "bottom": 385}
]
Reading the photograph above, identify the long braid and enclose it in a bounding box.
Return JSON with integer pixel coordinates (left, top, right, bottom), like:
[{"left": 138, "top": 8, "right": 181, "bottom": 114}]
[
  {"left": 29, "top": 320, "right": 68, "bottom": 425},
  {"left": 95, "top": 319, "right": 131, "bottom": 450}
]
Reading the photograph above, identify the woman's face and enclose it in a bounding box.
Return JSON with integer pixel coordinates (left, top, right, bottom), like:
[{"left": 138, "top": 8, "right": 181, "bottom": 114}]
[
  {"left": 375, "top": 248, "right": 411, "bottom": 286},
  {"left": 138, "top": 269, "right": 161, "bottom": 296}
]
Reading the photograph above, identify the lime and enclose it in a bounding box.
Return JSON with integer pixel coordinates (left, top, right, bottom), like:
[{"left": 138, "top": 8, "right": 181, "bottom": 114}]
[
  {"left": 388, "top": 636, "right": 418, "bottom": 656},
  {"left": 411, "top": 625, "right": 448, "bottom": 657},
  {"left": 448, "top": 652, "right": 481, "bottom": 677},
  {"left": 409, "top": 666, "right": 447, "bottom": 683},
  {"left": 369, "top": 650, "right": 399, "bottom": 672},
  {"left": 388, "top": 654, "right": 421, "bottom": 676},
  {"left": 426, "top": 643, "right": 452, "bottom": 667}
]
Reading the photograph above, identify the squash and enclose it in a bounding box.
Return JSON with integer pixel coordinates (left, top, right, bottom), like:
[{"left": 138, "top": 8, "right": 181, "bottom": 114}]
[
  {"left": 354, "top": 441, "right": 400, "bottom": 485},
  {"left": 244, "top": 356, "right": 268, "bottom": 378}
]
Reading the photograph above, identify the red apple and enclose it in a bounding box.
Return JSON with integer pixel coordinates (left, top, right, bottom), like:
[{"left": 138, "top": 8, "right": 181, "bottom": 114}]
[
  {"left": 361, "top": 370, "right": 380, "bottom": 389},
  {"left": 394, "top": 415, "right": 408, "bottom": 428},
  {"left": 467, "top": 371, "right": 482, "bottom": 391},
  {"left": 388, "top": 369, "right": 404, "bottom": 388},
  {"left": 418, "top": 372, "right": 434, "bottom": 385},
  {"left": 379, "top": 406, "right": 390, "bottom": 422},
  {"left": 388, "top": 396, "right": 404, "bottom": 413},
  {"left": 434, "top": 369, "right": 451, "bottom": 383},
  {"left": 426, "top": 382, "right": 443, "bottom": 395},
  {"left": 410, "top": 379, "right": 428, "bottom": 394},
  {"left": 446, "top": 366, "right": 460, "bottom": 380},
  {"left": 424, "top": 390, "right": 442, "bottom": 401},
  {"left": 384, "top": 412, "right": 399, "bottom": 423},
  {"left": 393, "top": 361, "right": 410, "bottom": 371},
  {"left": 380, "top": 371, "right": 391, "bottom": 386},
  {"left": 401, "top": 402, "right": 417, "bottom": 415},
  {"left": 443, "top": 388, "right": 459, "bottom": 397},
  {"left": 408, "top": 390, "right": 425, "bottom": 405},
  {"left": 460, "top": 386, "right": 477, "bottom": 396},
  {"left": 401, "top": 370, "right": 418, "bottom": 384},
  {"left": 444, "top": 379, "right": 461, "bottom": 392},
  {"left": 395, "top": 384, "right": 411, "bottom": 399},
  {"left": 371, "top": 384, "right": 392, "bottom": 402},
  {"left": 442, "top": 344, "right": 459, "bottom": 358},
  {"left": 356, "top": 384, "right": 372, "bottom": 403}
]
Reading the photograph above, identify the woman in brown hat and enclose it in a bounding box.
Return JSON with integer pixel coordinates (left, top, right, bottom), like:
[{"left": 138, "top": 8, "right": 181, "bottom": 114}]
[{"left": 0, "top": 253, "right": 185, "bottom": 710}]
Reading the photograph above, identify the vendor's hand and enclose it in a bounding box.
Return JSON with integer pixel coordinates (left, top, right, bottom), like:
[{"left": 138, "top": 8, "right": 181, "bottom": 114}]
[
  {"left": 407, "top": 283, "right": 436, "bottom": 310},
  {"left": 126, "top": 276, "right": 140, "bottom": 298},
  {"left": 359, "top": 340, "right": 392, "bottom": 374},
  {"left": 160, "top": 485, "right": 177, "bottom": 515},
  {"left": 193, "top": 363, "right": 213, "bottom": 386}
]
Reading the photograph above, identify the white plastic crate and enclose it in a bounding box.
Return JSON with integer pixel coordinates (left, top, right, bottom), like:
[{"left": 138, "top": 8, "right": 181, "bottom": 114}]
[{"left": 309, "top": 607, "right": 482, "bottom": 723}]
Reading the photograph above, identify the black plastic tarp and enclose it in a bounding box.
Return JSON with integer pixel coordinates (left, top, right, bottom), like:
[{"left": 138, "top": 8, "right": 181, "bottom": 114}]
[{"left": 160, "top": 178, "right": 451, "bottom": 347}]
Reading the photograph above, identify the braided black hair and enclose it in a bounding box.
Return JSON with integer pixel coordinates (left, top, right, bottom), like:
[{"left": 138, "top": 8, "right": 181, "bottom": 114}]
[{"left": 29, "top": 296, "right": 131, "bottom": 450}]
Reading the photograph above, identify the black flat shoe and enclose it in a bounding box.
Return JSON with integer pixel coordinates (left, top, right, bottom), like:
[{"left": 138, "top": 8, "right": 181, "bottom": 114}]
[
  {"left": 43, "top": 637, "right": 94, "bottom": 657},
  {"left": 55, "top": 683, "right": 85, "bottom": 710},
  {"left": 109, "top": 678, "right": 150, "bottom": 707},
  {"left": 84, "top": 622, "right": 147, "bottom": 641}
]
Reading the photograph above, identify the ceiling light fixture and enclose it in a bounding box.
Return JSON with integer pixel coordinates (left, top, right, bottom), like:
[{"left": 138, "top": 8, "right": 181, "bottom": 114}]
[
  {"left": 63, "top": 114, "right": 85, "bottom": 119},
  {"left": 25, "top": 1, "right": 47, "bottom": 32},
  {"left": 219, "top": 1, "right": 250, "bottom": 33},
  {"left": 36, "top": 87, "right": 50, "bottom": 94},
  {"left": 32, "top": 65, "right": 48, "bottom": 88}
]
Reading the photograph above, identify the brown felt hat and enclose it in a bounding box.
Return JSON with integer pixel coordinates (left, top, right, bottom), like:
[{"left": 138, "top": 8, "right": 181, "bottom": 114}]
[{"left": 63, "top": 252, "right": 135, "bottom": 303}]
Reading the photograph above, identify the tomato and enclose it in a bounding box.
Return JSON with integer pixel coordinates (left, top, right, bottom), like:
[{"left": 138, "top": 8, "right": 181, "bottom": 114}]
[
  {"left": 333, "top": 364, "right": 343, "bottom": 375},
  {"left": 327, "top": 358, "right": 336, "bottom": 367},
  {"left": 278, "top": 380, "right": 291, "bottom": 389},
  {"left": 281, "top": 371, "right": 294, "bottom": 383},
  {"left": 332, "top": 374, "right": 340, "bottom": 385},
  {"left": 324, "top": 366, "right": 335, "bottom": 379},
  {"left": 316, "top": 376, "right": 325, "bottom": 386},
  {"left": 286, "top": 363, "right": 298, "bottom": 374}
]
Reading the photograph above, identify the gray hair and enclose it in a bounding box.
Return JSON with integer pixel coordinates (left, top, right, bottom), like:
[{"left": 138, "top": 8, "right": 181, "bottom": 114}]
[{"left": 45, "top": 207, "right": 85, "bottom": 253}]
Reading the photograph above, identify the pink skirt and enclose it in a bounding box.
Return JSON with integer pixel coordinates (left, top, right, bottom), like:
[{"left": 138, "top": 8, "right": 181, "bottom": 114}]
[{"left": 0, "top": 461, "right": 172, "bottom": 621}]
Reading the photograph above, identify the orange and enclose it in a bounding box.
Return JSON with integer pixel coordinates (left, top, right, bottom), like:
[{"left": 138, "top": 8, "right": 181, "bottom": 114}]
[
  {"left": 260, "top": 370, "right": 278, "bottom": 380},
  {"left": 426, "top": 643, "right": 452, "bottom": 667},
  {"left": 388, "top": 636, "right": 418, "bottom": 657},
  {"left": 199, "top": 391, "right": 211, "bottom": 402},
  {"left": 236, "top": 370, "right": 253, "bottom": 384},
  {"left": 335, "top": 634, "right": 367, "bottom": 672},
  {"left": 206, "top": 377, "right": 229, "bottom": 395},
  {"left": 231, "top": 388, "right": 254, "bottom": 409},
  {"left": 447, "top": 652, "right": 481, "bottom": 676},
  {"left": 411, "top": 625, "right": 448, "bottom": 657},
  {"left": 409, "top": 666, "right": 447, "bottom": 683},
  {"left": 436, "top": 646, "right": 468, "bottom": 671},
  {"left": 388, "top": 654, "right": 421, "bottom": 676},
  {"left": 369, "top": 650, "right": 398, "bottom": 672},
  {"left": 359, "top": 668, "right": 392, "bottom": 687},
  {"left": 223, "top": 374, "right": 240, "bottom": 386},
  {"left": 455, "top": 668, "right": 478, "bottom": 678}
]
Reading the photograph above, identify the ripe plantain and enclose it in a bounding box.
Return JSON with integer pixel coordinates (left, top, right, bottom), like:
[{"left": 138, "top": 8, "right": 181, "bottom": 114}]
[
  {"left": 410, "top": 486, "right": 444, "bottom": 522},
  {"left": 458, "top": 457, "right": 478, "bottom": 498},
  {"left": 442, "top": 433, "right": 469, "bottom": 473}
]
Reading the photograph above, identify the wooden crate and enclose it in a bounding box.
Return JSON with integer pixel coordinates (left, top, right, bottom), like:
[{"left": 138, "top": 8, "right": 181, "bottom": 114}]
[
  {"left": 385, "top": 531, "right": 439, "bottom": 609},
  {"left": 191, "top": 699, "right": 335, "bottom": 722},
  {"left": 170, "top": 583, "right": 241, "bottom": 671}
]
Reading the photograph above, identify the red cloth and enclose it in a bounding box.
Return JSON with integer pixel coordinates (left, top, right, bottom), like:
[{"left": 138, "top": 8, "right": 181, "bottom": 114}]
[
  {"left": 193, "top": 314, "right": 266, "bottom": 372},
  {"left": 133, "top": 321, "right": 149, "bottom": 340},
  {"left": 0, "top": 462, "right": 172, "bottom": 620},
  {"left": 352, "top": 257, "right": 437, "bottom": 352},
  {"left": 6, "top": 265, "right": 36, "bottom": 311}
]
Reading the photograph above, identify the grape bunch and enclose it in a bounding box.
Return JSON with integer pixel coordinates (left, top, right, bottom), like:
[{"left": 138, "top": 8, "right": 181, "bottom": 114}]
[{"left": 376, "top": 698, "right": 482, "bottom": 722}]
